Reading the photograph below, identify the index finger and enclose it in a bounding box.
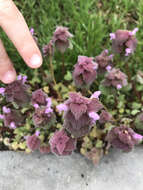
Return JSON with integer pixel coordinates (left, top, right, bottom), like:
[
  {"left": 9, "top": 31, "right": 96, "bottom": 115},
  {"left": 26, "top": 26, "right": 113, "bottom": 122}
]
[{"left": 0, "top": 0, "right": 42, "bottom": 68}]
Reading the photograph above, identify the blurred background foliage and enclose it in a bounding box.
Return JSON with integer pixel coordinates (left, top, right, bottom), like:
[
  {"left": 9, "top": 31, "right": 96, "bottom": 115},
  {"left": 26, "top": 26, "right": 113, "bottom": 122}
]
[{"left": 0, "top": 0, "right": 142, "bottom": 80}]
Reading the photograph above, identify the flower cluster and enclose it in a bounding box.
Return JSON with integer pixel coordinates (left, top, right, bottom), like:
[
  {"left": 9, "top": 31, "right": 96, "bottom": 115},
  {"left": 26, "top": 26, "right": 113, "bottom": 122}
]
[
  {"left": 26, "top": 131, "right": 41, "bottom": 151},
  {"left": 49, "top": 129, "right": 76, "bottom": 156},
  {"left": 52, "top": 26, "right": 73, "bottom": 53},
  {"left": 32, "top": 89, "right": 48, "bottom": 107},
  {"left": 73, "top": 56, "right": 98, "bottom": 88},
  {"left": 0, "top": 107, "right": 24, "bottom": 129},
  {"left": 3, "top": 76, "right": 30, "bottom": 106},
  {"left": 57, "top": 92, "right": 104, "bottom": 138},
  {"left": 110, "top": 28, "right": 138, "bottom": 56},
  {"left": 106, "top": 125, "right": 143, "bottom": 152},
  {"left": 95, "top": 50, "right": 113, "bottom": 73},
  {"left": 32, "top": 106, "right": 55, "bottom": 128},
  {"left": 103, "top": 68, "right": 128, "bottom": 89}
]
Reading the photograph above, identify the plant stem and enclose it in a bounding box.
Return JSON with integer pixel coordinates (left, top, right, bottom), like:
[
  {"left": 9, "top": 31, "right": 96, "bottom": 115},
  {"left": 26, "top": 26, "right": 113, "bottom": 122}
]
[
  {"left": 49, "top": 55, "right": 62, "bottom": 100},
  {"left": 49, "top": 55, "right": 56, "bottom": 86},
  {"left": 62, "top": 53, "right": 65, "bottom": 75}
]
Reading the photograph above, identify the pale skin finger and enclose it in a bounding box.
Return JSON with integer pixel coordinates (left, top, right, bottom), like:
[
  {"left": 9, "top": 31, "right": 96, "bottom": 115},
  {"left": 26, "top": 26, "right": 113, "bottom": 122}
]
[
  {"left": 0, "top": 0, "right": 42, "bottom": 75},
  {"left": 0, "top": 39, "right": 16, "bottom": 83}
]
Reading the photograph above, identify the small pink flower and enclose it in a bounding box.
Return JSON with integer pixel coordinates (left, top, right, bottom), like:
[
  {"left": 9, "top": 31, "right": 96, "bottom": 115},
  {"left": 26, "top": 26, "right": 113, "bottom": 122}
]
[
  {"left": 35, "top": 131, "right": 40, "bottom": 137},
  {"left": 46, "top": 98, "right": 52, "bottom": 108},
  {"left": 89, "top": 112, "right": 100, "bottom": 124},
  {"left": 33, "top": 104, "right": 39, "bottom": 109},
  {"left": 110, "top": 33, "right": 116, "bottom": 40},
  {"left": 10, "top": 122, "right": 16, "bottom": 129},
  {"left": 129, "top": 28, "right": 138, "bottom": 36},
  {"left": 117, "top": 84, "right": 122, "bottom": 89},
  {"left": 45, "top": 107, "right": 53, "bottom": 115},
  {"left": 106, "top": 65, "right": 112, "bottom": 72},
  {"left": 0, "top": 114, "right": 4, "bottom": 119},
  {"left": 133, "top": 133, "right": 143, "bottom": 141},
  {"left": 3, "top": 106, "right": 11, "bottom": 114},
  {"left": 0, "top": 88, "right": 5, "bottom": 96},
  {"left": 56, "top": 104, "right": 68, "bottom": 114},
  {"left": 90, "top": 91, "right": 101, "bottom": 99},
  {"left": 125, "top": 48, "right": 132, "bottom": 56},
  {"left": 30, "top": 28, "right": 34, "bottom": 35}
]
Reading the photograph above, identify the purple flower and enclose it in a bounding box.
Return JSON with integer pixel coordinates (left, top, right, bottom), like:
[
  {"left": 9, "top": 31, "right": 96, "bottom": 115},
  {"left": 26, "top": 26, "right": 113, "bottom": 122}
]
[
  {"left": 111, "top": 29, "right": 138, "bottom": 56},
  {"left": 106, "top": 65, "right": 112, "bottom": 72},
  {"left": 26, "top": 133, "right": 41, "bottom": 151},
  {"left": 95, "top": 50, "right": 113, "bottom": 73},
  {"left": 2, "top": 106, "right": 11, "bottom": 113},
  {"left": 5, "top": 80, "right": 31, "bottom": 106},
  {"left": 33, "top": 104, "right": 39, "bottom": 109},
  {"left": 32, "top": 89, "right": 48, "bottom": 106},
  {"left": 0, "top": 87, "right": 5, "bottom": 96},
  {"left": 33, "top": 106, "right": 55, "bottom": 128},
  {"left": 42, "top": 40, "right": 54, "bottom": 57},
  {"left": 110, "top": 33, "right": 116, "bottom": 40},
  {"left": 73, "top": 56, "right": 97, "bottom": 88},
  {"left": 30, "top": 28, "right": 34, "bottom": 36},
  {"left": 45, "top": 107, "right": 53, "bottom": 116},
  {"left": 49, "top": 129, "right": 76, "bottom": 156},
  {"left": 106, "top": 125, "right": 142, "bottom": 152},
  {"left": 103, "top": 68, "right": 128, "bottom": 89},
  {"left": 116, "top": 84, "right": 122, "bottom": 90},
  {"left": 3, "top": 109, "right": 24, "bottom": 129},
  {"left": 129, "top": 28, "right": 138, "bottom": 36},
  {"left": 46, "top": 98, "right": 52, "bottom": 108},
  {"left": 89, "top": 112, "right": 100, "bottom": 124},
  {"left": 52, "top": 26, "right": 73, "bottom": 53},
  {"left": 90, "top": 91, "right": 101, "bottom": 99},
  {"left": 56, "top": 104, "right": 68, "bottom": 114},
  {"left": 9, "top": 122, "right": 16, "bottom": 129},
  {"left": 30, "top": 28, "right": 38, "bottom": 43},
  {"left": 63, "top": 92, "right": 103, "bottom": 137},
  {"left": 0, "top": 114, "right": 4, "bottom": 119},
  {"left": 17, "top": 75, "right": 27, "bottom": 84}
]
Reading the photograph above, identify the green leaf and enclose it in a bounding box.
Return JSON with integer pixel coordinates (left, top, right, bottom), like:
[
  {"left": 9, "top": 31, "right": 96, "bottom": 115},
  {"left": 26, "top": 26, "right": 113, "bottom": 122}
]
[
  {"left": 64, "top": 71, "right": 72, "bottom": 81},
  {"left": 131, "top": 110, "right": 140, "bottom": 115}
]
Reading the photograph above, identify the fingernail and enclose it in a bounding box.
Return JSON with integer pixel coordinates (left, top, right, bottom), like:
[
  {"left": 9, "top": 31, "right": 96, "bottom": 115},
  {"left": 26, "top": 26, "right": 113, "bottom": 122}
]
[
  {"left": 2, "top": 71, "right": 16, "bottom": 84},
  {"left": 30, "top": 54, "right": 42, "bottom": 68}
]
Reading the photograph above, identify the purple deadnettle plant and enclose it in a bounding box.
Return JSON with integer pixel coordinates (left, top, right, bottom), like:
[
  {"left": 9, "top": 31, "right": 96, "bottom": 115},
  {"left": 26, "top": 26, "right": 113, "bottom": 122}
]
[
  {"left": 106, "top": 125, "right": 143, "bottom": 152},
  {"left": 95, "top": 49, "right": 114, "bottom": 73},
  {"left": 4, "top": 77, "right": 31, "bottom": 107},
  {"left": 103, "top": 68, "right": 128, "bottom": 90},
  {"left": 26, "top": 131, "right": 41, "bottom": 151},
  {"left": 1, "top": 107, "right": 24, "bottom": 129},
  {"left": 33, "top": 105, "right": 55, "bottom": 128},
  {"left": 49, "top": 129, "right": 76, "bottom": 156},
  {"left": 110, "top": 28, "right": 138, "bottom": 56},
  {"left": 73, "top": 56, "right": 98, "bottom": 88},
  {"left": 31, "top": 89, "right": 48, "bottom": 107},
  {"left": 42, "top": 40, "right": 54, "bottom": 57},
  {"left": 52, "top": 26, "right": 73, "bottom": 53},
  {"left": 58, "top": 92, "right": 103, "bottom": 138}
]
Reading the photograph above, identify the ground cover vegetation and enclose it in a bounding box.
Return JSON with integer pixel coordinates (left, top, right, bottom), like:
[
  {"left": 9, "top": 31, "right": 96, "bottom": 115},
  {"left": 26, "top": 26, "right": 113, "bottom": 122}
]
[{"left": 0, "top": 0, "right": 143, "bottom": 164}]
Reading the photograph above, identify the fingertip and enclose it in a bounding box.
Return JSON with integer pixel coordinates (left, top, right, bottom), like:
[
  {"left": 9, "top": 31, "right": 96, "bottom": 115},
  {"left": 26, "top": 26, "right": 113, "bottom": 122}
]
[
  {"left": 1, "top": 70, "right": 16, "bottom": 84},
  {"left": 29, "top": 53, "right": 43, "bottom": 69}
]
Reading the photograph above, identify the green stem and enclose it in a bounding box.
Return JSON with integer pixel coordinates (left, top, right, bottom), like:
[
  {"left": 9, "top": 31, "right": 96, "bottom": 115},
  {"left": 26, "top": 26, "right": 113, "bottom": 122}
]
[{"left": 49, "top": 55, "right": 62, "bottom": 100}]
